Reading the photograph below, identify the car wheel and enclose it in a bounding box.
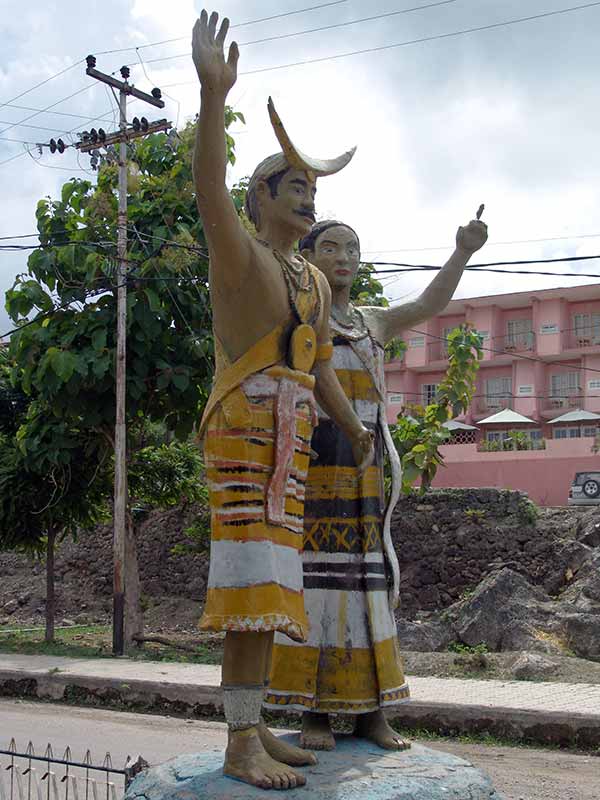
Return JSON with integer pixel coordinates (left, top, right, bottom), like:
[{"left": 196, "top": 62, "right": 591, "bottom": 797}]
[{"left": 582, "top": 479, "right": 600, "bottom": 498}]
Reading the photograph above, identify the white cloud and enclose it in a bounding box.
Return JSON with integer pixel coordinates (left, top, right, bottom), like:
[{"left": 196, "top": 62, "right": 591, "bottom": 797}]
[{"left": 2, "top": 0, "right": 600, "bottom": 337}]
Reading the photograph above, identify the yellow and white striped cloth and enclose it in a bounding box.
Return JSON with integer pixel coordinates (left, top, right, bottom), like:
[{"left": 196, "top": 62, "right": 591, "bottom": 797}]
[{"left": 199, "top": 373, "right": 315, "bottom": 642}]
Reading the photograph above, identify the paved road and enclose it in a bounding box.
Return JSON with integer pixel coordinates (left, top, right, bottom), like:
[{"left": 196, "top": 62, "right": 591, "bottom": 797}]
[{"left": 1, "top": 700, "right": 597, "bottom": 800}]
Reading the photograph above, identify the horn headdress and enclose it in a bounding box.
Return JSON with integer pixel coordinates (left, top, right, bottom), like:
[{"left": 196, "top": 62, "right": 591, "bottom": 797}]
[
  {"left": 267, "top": 97, "right": 356, "bottom": 179},
  {"left": 244, "top": 98, "right": 357, "bottom": 228}
]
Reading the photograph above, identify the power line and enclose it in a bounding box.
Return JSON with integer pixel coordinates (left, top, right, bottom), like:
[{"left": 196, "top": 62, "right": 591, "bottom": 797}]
[
  {"left": 94, "top": 0, "right": 351, "bottom": 56},
  {"left": 363, "top": 232, "right": 600, "bottom": 255},
  {"left": 5, "top": 229, "right": 600, "bottom": 282},
  {"left": 400, "top": 390, "right": 600, "bottom": 401},
  {"left": 0, "top": 100, "right": 132, "bottom": 171},
  {"left": 0, "top": 119, "right": 72, "bottom": 135},
  {"left": 1, "top": 102, "right": 107, "bottom": 121},
  {"left": 164, "top": 0, "right": 600, "bottom": 86},
  {"left": 0, "top": 83, "right": 97, "bottom": 137},
  {"left": 370, "top": 254, "right": 600, "bottom": 280},
  {"left": 0, "top": 60, "right": 84, "bottom": 111},
  {"left": 132, "top": 0, "right": 461, "bottom": 68},
  {"left": 0, "top": 150, "right": 30, "bottom": 168}
]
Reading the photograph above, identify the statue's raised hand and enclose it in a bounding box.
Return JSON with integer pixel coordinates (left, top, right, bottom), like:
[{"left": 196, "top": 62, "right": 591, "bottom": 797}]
[
  {"left": 456, "top": 220, "right": 488, "bottom": 255},
  {"left": 192, "top": 10, "right": 239, "bottom": 95}
]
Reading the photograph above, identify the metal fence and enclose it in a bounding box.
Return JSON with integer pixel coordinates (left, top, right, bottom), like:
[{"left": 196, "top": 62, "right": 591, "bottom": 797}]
[{"left": 0, "top": 741, "right": 148, "bottom": 800}]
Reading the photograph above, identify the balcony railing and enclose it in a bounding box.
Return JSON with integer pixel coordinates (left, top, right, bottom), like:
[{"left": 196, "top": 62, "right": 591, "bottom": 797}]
[
  {"left": 567, "top": 332, "right": 600, "bottom": 350},
  {"left": 543, "top": 393, "right": 581, "bottom": 412},
  {"left": 492, "top": 332, "right": 535, "bottom": 354},
  {"left": 476, "top": 396, "right": 513, "bottom": 414},
  {"left": 427, "top": 341, "right": 448, "bottom": 362}
]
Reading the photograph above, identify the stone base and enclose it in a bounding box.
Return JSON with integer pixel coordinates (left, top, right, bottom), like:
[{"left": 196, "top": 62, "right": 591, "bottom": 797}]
[{"left": 124, "top": 736, "right": 504, "bottom": 799}]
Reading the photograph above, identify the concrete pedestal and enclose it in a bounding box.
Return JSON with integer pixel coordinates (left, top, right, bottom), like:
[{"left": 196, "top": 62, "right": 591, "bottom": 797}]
[{"left": 124, "top": 736, "right": 504, "bottom": 799}]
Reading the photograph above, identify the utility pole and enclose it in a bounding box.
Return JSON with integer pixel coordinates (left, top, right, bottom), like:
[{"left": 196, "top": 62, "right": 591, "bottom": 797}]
[{"left": 77, "top": 57, "right": 168, "bottom": 655}]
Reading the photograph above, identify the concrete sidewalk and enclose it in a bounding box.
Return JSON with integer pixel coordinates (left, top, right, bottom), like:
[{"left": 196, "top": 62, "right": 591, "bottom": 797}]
[{"left": 1, "top": 653, "right": 599, "bottom": 748}]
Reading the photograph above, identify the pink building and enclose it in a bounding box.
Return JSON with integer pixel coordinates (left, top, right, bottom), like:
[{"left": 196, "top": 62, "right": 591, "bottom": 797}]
[{"left": 384, "top": 283, "right": 600, "bottom": 506}]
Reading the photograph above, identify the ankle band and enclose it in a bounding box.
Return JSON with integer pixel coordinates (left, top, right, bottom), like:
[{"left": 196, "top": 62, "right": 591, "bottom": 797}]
[{"left": 222, "top": 684, "right": 264, "bottom": 731}]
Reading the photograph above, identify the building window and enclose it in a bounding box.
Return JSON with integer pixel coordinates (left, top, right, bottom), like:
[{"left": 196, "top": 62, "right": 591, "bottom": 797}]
[
  {"left": 486, "top": 430, "right": 510, "bottom": 442},
  {"left": 409, "top": 336, "right": 425, "bottom": 348},
  {"left": 388, "top": 393, "right": 404, "bottom": 405},
  {"left": 485, "top": 377, "right": 512, "bottom": 408},
  {"left": 550, "top": 372, "right": 580, "bottom": 400},
  {"left": 554, "top": 426, "right": 581, "bottom": 439},
  {"left": 421, "top": 384, "right": 439, "bottom": 405},
  {"left": 573, "top": 312, "right": 600, "bottom": 343},
  {"left": 583, "top": 426, "right": 598, "bottom": 438},
  {"left": 506, "top": 319, "right": 533, "bottom": 349}
]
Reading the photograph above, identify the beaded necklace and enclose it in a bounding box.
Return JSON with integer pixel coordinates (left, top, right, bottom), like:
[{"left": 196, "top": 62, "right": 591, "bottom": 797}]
[{"left": 255, "top": 239, "right": 321, "bottom": 325}]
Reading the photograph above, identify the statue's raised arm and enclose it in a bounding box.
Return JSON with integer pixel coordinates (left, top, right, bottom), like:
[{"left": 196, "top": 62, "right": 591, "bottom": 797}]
[
  {"left": 370, "top": 216, "right": 488, "bottom": 346},
  {"left": 191, "top": 11, "right": 250, "bottom": 274}
]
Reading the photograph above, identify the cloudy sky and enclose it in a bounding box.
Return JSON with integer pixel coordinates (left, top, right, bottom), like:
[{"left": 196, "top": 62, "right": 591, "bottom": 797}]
[{"left": 2, "top": 0, "right": 600, "bottom": 335}]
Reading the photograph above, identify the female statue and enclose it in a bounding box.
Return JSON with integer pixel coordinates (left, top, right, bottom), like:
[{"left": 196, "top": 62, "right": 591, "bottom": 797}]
[{"left": 266, "top": 217, "right": 487, "bottom": 750}]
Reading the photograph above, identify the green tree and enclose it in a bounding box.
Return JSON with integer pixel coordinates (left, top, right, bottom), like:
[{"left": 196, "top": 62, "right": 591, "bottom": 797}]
[
  {"left": 0, "top": 382, "right": 111, "bottom": 640},
  {"left": 4, "top": 113, "right": 243, "bottom": 648},
  {"left": 392, "top": 324, "right": 483, "bottom": 493}
]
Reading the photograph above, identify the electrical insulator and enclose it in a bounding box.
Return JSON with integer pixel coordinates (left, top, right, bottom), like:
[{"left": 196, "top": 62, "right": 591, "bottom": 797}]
[
  {"left": 89, "top": 129, "right": 97, "bottom": 143},
  {"left": 57, "top": 139, "right": 65, "bottom": 154},
  {"left": 98, "top": 128, "right": 106, "bottom": 143},
  {"left": 49, "top": 139, "right": 57, "bottom": 154},
  {"left": 86, "top": 55, "right": 96, "bottom": 69},
  {"left": 140, "top": 117, "right": 149, "bottom": 132},
  {"left": 132, "top": 117, "right": 141, "bottom": 132},
  {"left": 120, "top": 66, "right": 130, "bottom": 80},
  {"left": 151, "top": 88, "right": 162, "bottom": 100}
]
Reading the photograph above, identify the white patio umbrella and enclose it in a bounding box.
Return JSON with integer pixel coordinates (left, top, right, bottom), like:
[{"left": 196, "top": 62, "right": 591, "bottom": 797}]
[
  {"left": 478, "top": 408, "right": 536, "bottom": 425},
  {"left": 548, "top": 409, "right": 600, "bottom": 424},
  {"left": 443, "top": 419, "right": 478, "bottom": 431}
]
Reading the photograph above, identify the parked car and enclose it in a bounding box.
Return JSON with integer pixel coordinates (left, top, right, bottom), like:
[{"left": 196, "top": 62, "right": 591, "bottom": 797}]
[{"left": 568, "top": 471, "right": 600, "bottom": 505}]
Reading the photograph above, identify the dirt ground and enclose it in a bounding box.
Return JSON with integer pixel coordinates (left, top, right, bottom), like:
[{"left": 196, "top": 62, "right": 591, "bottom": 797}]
[
  {"left": 2, "top": 697, "right": 597, "bottom": 800},
  {"left": 427, "top": 740, "right": 599, "bottom": 800}
]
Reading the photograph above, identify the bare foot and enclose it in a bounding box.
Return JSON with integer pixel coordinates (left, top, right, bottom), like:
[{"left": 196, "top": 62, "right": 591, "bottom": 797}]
[
  {"left": 258, "top": 720, "right": 318, "bottom": 766},
  {"left": 354, "top": 710, "right": 411, "bottom": 751},
  {"left": 300, "top": 712, "right": 336, "bottom": 751},
  {"left": 224, "top": 727, "right": 307, "bottom": 789}
]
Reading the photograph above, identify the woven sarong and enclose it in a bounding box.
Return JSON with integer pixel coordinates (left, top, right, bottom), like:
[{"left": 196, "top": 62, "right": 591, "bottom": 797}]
[
  {"left": 199, "top": 373, "right": 315, "bottom": 642},
  {"left": 266, "top": 329, "right": 409, "bottom": 713}
]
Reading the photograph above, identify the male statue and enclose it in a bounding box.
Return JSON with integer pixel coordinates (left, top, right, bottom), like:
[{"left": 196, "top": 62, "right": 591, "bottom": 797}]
[{"left": 191, "top": 9, "right": 373, "bottom": 791}]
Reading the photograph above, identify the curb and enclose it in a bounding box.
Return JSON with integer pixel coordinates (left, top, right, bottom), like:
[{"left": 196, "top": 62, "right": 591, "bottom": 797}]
[
  {"left": 392, "top": 701, "right": 600, "bottom": 750},
  {"left": 2, "top": 669, "right": 600, "bottom": 750}
]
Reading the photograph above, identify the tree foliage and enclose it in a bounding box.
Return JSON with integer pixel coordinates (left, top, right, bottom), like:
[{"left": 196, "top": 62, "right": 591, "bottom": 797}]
[
  {"left": 2, "top": 113, "right": 242, "bottom": 644},
  {"left": 392, "top": 324, "right": 483, "bottom": 493}
]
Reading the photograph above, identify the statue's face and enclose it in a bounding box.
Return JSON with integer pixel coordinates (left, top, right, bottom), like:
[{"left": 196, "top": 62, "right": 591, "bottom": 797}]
[
  {"left": 259, "top": 169, "right": 317, "bottom": 237},
  {"left": 307, "top": 225, "right": 360, "bottom": 290}
]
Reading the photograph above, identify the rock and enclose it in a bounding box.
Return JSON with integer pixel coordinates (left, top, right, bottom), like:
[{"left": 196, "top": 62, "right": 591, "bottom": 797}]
[
  {"left": 396, "top": 618, "right": 454, "bottom": 652},
  {"left": 124, "top": 739, "right": 504, "bottom": 800},
  {"left": 2, "top": 599, "right": 18, "bottom": 615},
  {"left": 542, "top": 540, "right": 594, "bottom": 595},
  {"left": 61, "top": 618, "right": 76, "bottom": 627},
  {"left": 510, "top": 652, "right": 559, "bottom": 679},
  {"left": 577, "top": 513, "right": 600, "bottom": 548},
  {"left": 17, "top": 593, "right": 30, "bottom": 606},
  {"left": 452, "top": 568, "right": 600, "bottom": 659},
  {"left": 560, "top": 550, "right": 600, "bottom": 612}
]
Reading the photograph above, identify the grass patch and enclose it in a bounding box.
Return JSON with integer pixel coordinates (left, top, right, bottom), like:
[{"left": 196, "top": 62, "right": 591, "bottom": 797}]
[
  {"left": 388, "top": 722, "right": 595, "bottom": 754},
  {"left": 0, "top": 625, "right": 223, "bottom": 665}
]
